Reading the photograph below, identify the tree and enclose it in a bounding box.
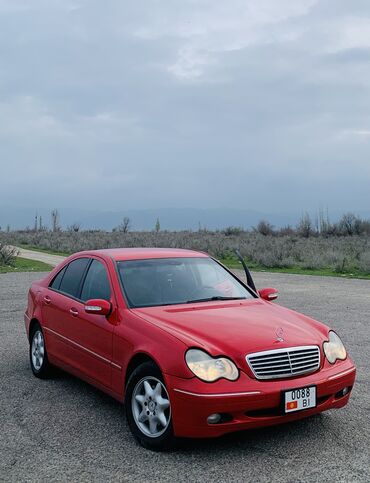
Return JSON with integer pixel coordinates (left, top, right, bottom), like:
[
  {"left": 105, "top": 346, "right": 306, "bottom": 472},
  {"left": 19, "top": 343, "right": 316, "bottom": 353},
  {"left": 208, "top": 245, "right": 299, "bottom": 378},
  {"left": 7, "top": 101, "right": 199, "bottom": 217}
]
[
  {"left": 113, "top": 217, "right": 131, "bottom": 233},
  {"left": 278, "top": 225, "right": 294, "bottom": 236},
  {"left": 317, "top": 207, "right": 333, "bottom": 236},
  {"left": 255, "top": 220, "right": 274, "bottom": 236},
  {"left": 338, "top": 213, "right": 361, "bottom": 236},
  {"left": 223, "top": 226, "right": 244, "bottom": 236},
  {"left": 68, "top": 223, "right": 81, "bottom": 232},
  {"left": 297, "top": 212, "right": 312, "bottom": 238},
  {"left": 155, "top": 218, "right": 161, "bottom": 233},
  {"left": 120, "top": 217, "right": 131, "bottom": 233},
  {"left": 51, "top": 209, "right": 61, "bottom": 232}
]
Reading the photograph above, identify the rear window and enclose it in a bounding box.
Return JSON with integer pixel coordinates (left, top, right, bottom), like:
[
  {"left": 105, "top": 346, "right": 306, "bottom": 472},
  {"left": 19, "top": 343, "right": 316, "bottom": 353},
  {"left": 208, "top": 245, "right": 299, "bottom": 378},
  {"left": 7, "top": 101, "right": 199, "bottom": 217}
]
[{"left": 59, "top": 258, "right": 90, "bottom": 299}]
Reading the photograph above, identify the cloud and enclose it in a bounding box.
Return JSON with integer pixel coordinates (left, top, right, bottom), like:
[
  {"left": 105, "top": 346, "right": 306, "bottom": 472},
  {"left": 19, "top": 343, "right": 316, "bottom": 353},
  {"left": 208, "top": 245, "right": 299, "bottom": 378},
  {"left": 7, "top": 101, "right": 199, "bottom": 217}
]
[
  {"left": 0, "top": 96, "right": 69, "bottom": 139},
  {"left": 133, "top": 0, "right": 319, "bottom": 80},
  {"left": 0, "top": 0, "right": 370, "bottom": 217}
]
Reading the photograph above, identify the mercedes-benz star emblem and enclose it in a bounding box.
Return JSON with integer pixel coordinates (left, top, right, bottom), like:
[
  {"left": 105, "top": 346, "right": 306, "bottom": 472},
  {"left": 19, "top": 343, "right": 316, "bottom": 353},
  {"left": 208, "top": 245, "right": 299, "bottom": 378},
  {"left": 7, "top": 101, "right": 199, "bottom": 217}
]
[{"left": 276, "top": 327, "right": 284, "bottom": 342}]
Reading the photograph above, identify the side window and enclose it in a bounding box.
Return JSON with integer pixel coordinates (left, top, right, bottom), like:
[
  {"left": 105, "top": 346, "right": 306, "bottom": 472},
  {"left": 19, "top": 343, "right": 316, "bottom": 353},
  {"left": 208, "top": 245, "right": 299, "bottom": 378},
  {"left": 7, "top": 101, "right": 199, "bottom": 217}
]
[
  {"left": 80, "top": 259, "right": 111, "bottom": 302},
  {"left": 59, "top": 258, "right": 90, "bottom": 298},
  {"left": 49, "top": 266, "right": 67, "bottom": 290}
]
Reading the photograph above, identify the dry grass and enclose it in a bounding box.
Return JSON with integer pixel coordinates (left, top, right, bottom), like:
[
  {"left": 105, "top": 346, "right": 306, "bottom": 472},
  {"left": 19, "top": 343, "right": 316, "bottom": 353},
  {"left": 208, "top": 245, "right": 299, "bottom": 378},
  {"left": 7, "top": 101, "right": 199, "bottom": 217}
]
[{"left": 1, "top": 229, "right": 370, "bottom": 276}]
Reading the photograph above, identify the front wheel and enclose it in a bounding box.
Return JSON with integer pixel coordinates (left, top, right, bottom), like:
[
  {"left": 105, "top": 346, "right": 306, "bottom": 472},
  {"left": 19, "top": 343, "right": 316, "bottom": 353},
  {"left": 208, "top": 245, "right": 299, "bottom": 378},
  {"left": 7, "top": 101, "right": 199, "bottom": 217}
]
[
  {"left": 125, "top": 361, "right": 176, "bottom": 451},
  {"left": 29, "top": 325, "right": 52, "bottom": 378}
]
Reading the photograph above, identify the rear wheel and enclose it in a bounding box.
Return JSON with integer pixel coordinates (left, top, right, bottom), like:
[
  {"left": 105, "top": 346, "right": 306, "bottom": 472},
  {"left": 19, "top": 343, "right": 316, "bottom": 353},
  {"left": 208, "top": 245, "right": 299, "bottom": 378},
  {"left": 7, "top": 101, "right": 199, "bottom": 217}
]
[
  {"left": 29, "top": 324, "right": 52, "bottom": 378},
  {"left": 125, "top": 361, "right": 176, "bottom": 451}
]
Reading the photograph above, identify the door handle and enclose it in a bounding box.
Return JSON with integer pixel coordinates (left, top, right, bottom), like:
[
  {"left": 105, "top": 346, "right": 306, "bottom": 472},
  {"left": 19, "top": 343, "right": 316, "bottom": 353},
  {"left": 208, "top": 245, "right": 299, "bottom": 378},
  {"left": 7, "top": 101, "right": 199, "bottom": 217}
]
[
  {"left": 69, "top": 308, "right": 79, "bottom": 317},
  {"left": 43, "top": 295, "right": 51, "bottom": 305}
]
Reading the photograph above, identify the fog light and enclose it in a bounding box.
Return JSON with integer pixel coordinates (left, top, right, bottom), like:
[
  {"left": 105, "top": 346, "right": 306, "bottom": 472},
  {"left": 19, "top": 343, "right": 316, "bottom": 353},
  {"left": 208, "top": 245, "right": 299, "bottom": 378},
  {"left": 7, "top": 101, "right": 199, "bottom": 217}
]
[
  {"left": 207, "top": 413, "right": 221, "bottom": 424},
  {"left": 335, "top": 386, "right": 350, "bottom": 399}
]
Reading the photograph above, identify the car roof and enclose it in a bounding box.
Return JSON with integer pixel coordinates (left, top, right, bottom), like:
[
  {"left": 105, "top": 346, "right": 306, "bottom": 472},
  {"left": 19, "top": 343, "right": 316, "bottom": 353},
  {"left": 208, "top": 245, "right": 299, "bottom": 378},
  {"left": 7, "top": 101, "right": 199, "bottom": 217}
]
[{"left": 75, "top": 247, "right": 209, "bottom": 262}]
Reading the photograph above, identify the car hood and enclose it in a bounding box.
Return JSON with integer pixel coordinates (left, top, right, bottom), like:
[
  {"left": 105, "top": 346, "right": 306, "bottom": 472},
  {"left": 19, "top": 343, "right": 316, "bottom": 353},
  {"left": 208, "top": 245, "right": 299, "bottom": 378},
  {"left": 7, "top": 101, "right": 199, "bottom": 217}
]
[{"left": 132, "top": 299, "right": 329, "bottom": 370}]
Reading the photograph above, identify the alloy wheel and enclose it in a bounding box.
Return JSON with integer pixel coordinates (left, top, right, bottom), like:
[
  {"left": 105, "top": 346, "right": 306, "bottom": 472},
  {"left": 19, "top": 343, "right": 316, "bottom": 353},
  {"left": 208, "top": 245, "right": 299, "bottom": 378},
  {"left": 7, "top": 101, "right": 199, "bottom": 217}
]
[
  {"left": 31, "top": 330, "right": 45, "bottom": 371},
  {"left": 131, "top": 376, "right": 171, "bottom": 438}
]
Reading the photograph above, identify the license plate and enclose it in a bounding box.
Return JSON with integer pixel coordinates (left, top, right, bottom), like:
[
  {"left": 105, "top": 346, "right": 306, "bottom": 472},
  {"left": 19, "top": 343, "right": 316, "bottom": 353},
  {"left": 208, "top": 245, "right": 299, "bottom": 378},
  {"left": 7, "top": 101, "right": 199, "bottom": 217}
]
[{"left": 284, "top": 386, "right": 316, "bottom": 413}]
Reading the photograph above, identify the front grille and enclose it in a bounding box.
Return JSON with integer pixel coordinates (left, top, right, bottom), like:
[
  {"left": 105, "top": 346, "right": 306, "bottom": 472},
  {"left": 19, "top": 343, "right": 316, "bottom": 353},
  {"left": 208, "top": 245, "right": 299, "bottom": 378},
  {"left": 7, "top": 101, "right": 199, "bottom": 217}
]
[{"left": 246, "top": 345, "right": 320, "bottom": 380}]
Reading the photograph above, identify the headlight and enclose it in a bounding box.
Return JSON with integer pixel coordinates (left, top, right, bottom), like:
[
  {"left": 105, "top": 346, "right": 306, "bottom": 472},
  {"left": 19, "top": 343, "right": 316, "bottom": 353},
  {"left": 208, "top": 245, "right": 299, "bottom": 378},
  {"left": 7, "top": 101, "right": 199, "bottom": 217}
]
[
  {"left": 185, "top": 349, "right": 239, "bottom": 382},
  {"left": 323, "top": 331, "right": 347, "bottom": 364}
]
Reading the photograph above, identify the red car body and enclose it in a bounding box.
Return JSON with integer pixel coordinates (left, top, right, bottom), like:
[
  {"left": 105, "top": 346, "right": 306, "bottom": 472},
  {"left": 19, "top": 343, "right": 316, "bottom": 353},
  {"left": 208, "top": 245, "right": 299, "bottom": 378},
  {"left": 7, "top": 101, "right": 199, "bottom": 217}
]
[{"left": 25, "top": 248, "right": 356, "bottom": 441}]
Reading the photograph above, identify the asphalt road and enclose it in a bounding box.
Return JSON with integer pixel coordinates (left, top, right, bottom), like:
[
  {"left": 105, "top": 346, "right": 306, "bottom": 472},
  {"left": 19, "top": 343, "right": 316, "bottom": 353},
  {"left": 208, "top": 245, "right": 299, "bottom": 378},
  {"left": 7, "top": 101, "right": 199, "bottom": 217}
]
[{"left": 0, "top": 270, "right": 369, "bottom": 482}]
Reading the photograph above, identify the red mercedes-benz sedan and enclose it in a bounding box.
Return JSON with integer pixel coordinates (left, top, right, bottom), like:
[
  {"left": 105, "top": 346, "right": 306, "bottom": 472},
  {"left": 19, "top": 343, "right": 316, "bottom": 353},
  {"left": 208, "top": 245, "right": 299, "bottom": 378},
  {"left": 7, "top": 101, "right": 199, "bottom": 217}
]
[{"left": 25, "top": 248, "right": 356, "bottom": 450}]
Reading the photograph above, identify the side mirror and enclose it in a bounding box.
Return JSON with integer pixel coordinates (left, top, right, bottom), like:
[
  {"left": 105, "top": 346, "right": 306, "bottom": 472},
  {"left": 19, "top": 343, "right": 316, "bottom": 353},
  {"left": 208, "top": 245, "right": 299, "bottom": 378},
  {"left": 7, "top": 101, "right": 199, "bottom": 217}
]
[
  {"left": 258, "top": 288, "right": 278, "bottom": 301},
  {"left": 84, "top": 299, "right": 111, "bottom": 316}
]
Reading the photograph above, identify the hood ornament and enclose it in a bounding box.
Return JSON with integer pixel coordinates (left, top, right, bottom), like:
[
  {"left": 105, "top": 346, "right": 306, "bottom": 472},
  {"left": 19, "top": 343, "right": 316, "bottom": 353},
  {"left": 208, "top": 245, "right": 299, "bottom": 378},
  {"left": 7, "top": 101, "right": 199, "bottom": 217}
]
[{"left": 275, "top": 327, "right": 284, "bottom": 342}]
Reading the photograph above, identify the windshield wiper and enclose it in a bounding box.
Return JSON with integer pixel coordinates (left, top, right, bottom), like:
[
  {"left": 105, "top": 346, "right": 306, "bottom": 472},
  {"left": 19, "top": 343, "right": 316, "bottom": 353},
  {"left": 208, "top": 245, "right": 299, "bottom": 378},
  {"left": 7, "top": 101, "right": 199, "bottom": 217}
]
[{"left": 186, "top": 296, "right": 246, "bottom": 304}]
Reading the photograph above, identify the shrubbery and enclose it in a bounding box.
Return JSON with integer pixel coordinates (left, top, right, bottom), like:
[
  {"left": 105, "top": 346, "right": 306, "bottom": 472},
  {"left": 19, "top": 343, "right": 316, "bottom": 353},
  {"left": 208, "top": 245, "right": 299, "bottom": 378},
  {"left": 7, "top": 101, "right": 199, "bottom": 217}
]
[
  {"left": 0, "top": 243, "right": 18, "bottom": 267},
  {"left": 1, "top": 211, "right": 370, "bottom": 274},
  {"left": 1, "top": 228, "right": 370, "bottom": 275}
]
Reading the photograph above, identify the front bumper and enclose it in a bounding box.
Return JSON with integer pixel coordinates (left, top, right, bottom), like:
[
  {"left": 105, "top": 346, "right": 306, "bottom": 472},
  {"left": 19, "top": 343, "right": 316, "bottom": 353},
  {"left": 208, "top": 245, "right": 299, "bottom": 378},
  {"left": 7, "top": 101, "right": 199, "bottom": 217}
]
[{"left": 166, "top": 358, "right": 356, "bottom": 438}]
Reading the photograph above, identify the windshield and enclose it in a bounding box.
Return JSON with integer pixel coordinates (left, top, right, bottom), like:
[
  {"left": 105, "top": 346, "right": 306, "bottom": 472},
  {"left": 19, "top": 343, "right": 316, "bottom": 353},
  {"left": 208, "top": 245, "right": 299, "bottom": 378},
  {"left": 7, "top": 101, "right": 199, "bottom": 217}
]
[{"left": 117, "top": 257, "right": 254, "bottom": 308}]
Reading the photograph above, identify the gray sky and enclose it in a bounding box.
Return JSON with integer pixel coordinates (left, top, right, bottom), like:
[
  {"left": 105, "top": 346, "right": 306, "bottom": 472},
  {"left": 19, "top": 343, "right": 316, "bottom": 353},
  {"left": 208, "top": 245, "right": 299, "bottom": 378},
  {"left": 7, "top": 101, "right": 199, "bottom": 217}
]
[{"left": 1, "top": 0, "right": 370, "bottom": 216}]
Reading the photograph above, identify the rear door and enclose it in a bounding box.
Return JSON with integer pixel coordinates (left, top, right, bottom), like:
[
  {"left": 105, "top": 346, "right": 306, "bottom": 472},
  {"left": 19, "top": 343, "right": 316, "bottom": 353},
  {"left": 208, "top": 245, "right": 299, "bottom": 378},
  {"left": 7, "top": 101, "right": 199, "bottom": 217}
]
[
  {"left": 42, "top": 257, "right": 114, "bottom": 388},
  {"left": 42, "top": 258, "right": 90, "bottom": 368}
]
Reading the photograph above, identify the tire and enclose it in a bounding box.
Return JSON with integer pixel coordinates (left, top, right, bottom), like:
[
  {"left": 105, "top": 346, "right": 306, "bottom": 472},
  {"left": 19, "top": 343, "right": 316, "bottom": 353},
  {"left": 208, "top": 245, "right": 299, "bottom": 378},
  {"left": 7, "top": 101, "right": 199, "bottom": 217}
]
[
  {"left": 29, "top": 324, "right": 52, "bottom": 379},
  {"left": 125, "top": 361, "right": 176, "bottom": 451}
]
